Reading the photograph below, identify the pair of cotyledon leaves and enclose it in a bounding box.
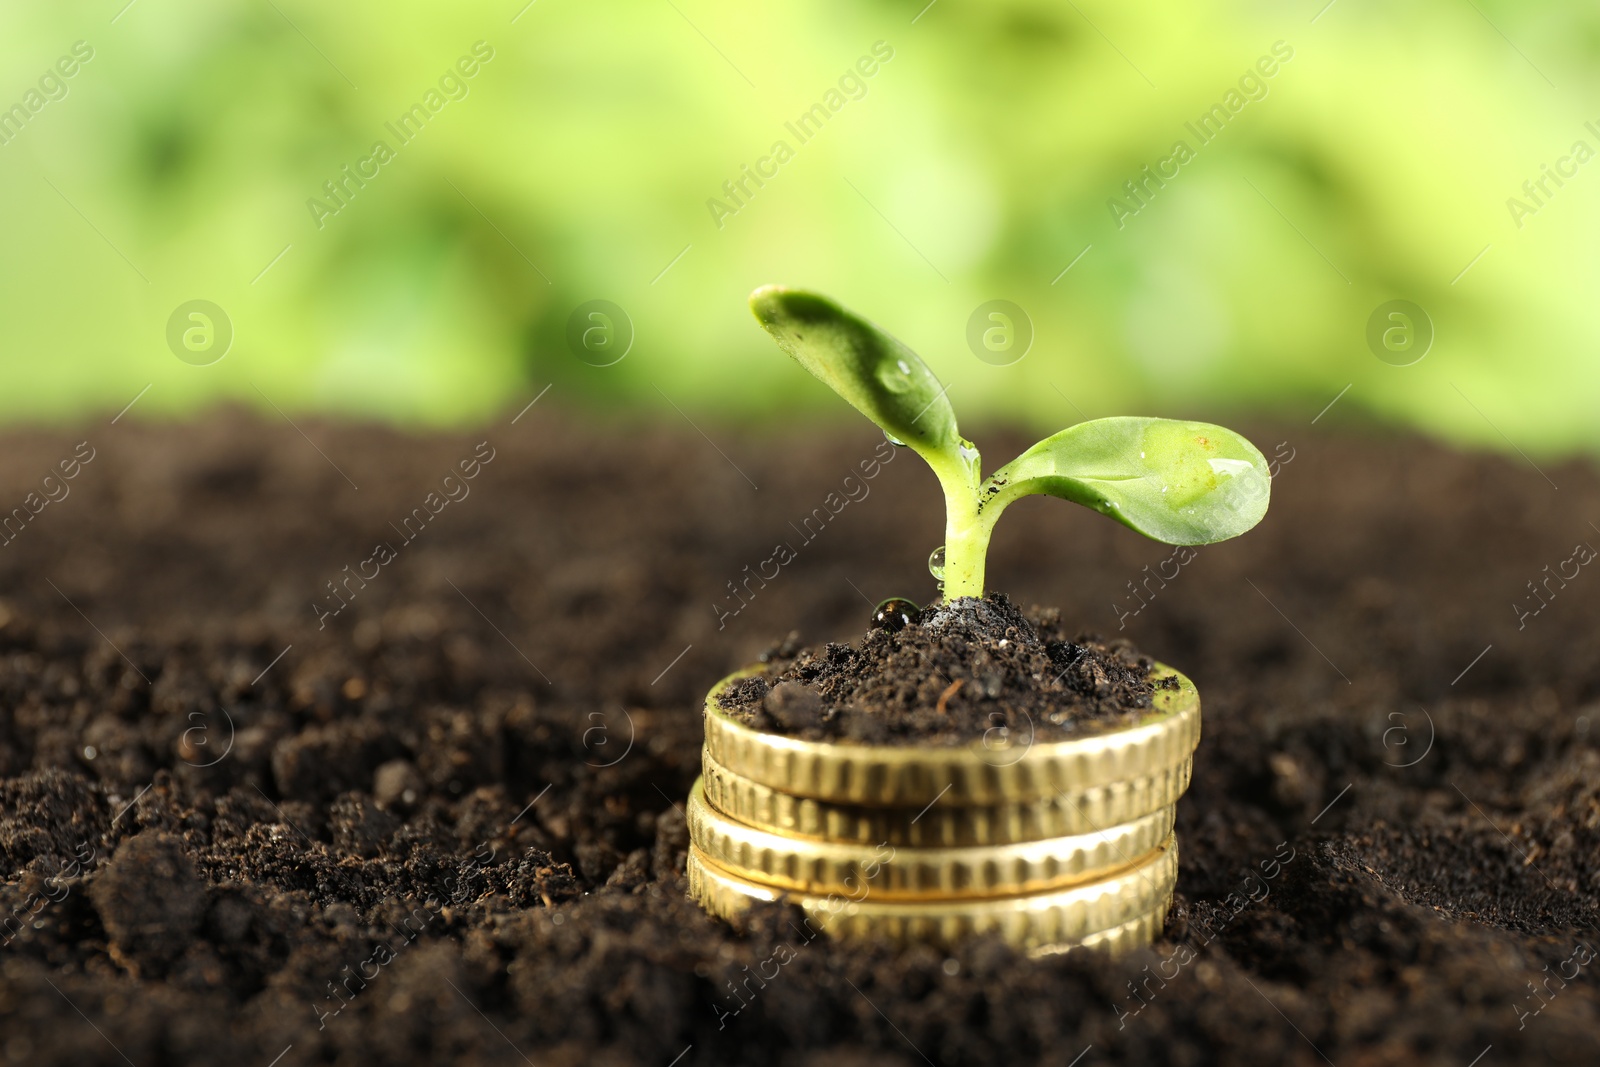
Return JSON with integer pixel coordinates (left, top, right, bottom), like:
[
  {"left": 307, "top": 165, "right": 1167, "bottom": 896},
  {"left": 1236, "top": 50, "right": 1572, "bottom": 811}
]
[{"left": 748, "top": 286, "right": 1270, "bottom": 549}]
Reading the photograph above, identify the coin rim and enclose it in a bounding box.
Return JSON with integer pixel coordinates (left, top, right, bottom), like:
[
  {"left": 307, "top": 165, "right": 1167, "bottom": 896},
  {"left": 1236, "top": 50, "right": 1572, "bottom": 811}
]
[
  {"left": 689, "top": 777, "right": 1175, "bottom": 899},
  {"left": 687, "top": 834, "right": 1177, "bottom": 951},
  {"left": 702, "top": 662, "right": 1201, "bottom": 805},
  {"left": 1026, "top": 895, "right": 1171, "bottom": 959},
  {"left": 701, "top": 747, "right": 1194, "bottom": 846}
]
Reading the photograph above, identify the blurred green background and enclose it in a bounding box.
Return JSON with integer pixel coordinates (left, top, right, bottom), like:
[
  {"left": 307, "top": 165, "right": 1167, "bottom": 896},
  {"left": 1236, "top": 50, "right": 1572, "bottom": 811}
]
[{"left": 2, "top": 0, "right": 1597, "bottom": 455}]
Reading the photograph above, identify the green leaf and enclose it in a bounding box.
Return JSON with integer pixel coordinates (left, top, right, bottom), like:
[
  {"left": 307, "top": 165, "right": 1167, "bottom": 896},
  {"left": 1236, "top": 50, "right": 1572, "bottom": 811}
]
[
  {"left": 984, "top": 416, "right": 1271, "bottom": 545},
  {"left": 749, "top": 286, "right": 961, "bottom": 462}
]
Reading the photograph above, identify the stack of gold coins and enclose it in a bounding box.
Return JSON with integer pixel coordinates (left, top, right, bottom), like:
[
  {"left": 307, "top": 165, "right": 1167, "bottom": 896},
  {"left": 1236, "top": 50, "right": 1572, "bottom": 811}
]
[{"left": 687, "top": 664, "right": 1201, "bottom": 957}]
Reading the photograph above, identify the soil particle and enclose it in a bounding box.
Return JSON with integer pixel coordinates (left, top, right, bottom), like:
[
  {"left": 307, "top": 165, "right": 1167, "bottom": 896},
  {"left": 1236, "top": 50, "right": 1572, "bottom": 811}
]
[
  {"left": 720, "top": 593, "right": 1165, "bottom": 744},
  {"left": 762, "top": 681, "right": 826, "bottom": 732},
  {"left": 89, "top": 831, "right": 207, "bottom": 971},
  {"left": 372, "top": 759, "right": 424, "bottom": 811}
]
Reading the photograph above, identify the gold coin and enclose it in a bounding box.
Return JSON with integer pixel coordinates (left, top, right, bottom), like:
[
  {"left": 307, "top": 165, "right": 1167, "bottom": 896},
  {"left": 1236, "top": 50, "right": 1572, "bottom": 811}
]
[
  {"left": 687, "top": 833, "right": 1177, "bottom": 954},
  {"left": 1026, "top": 895, "right": 1172, "bottom": 959},
  {"left": 702, "top": 663, "right": 1200, "bottom": 806},
  {"left": 701, "top": 747, "right": 1193, "bottom": 847},
  {"left": 688, "top": 777, "right": 1174, "bottom": 899}
]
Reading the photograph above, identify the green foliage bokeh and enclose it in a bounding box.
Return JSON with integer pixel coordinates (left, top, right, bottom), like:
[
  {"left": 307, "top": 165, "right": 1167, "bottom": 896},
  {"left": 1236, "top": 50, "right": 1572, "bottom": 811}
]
[{"left": 1, "top": 0, "right": 1596, "bottom": 456}]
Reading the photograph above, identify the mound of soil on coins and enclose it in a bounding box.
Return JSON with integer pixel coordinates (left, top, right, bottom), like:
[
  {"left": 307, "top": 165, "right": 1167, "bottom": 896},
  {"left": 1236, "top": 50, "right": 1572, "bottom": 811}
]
[
  {"left": 717, "top": 593, "right": 1174, "bottom": 744},
  {"left": 0, "top": 410, "right": 1597, "bottom": 1066}
]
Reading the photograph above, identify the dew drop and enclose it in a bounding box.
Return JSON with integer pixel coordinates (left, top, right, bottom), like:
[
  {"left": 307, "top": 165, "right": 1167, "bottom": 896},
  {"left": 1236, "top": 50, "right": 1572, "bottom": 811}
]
[
  {"left": 871, "top": 598, "right": 921, "bottom": 633},
  {"left": 957, "top": 439, "right": 981, "bottom": 477},
  {"left": 877, "top": 359, "right": 915, "bottom": 394},
  {"left": 928, "top": 545, "right": 946, "bottom": 580},
  {"left": 1207, "top": 457, "right": 1254, "bottom": 477},
  {"left": 884, "top": 430, "right": 907, "bottom": 447}
]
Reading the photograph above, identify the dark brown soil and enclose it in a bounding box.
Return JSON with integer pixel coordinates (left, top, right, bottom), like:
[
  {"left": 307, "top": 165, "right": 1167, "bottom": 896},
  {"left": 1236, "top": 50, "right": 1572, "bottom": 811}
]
[
  {"left": 1, "top": 408, "right": 1598, "bottom": 1066},
  {"left": 718, "top": 594, "right": 1168, "bottom": 744}
]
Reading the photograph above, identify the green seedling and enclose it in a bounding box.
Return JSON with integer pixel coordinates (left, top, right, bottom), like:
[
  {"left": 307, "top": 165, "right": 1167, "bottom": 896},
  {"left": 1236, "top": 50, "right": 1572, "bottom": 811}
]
[{"left": 749, "top": 286, "right": 1271, "bottom": 600}]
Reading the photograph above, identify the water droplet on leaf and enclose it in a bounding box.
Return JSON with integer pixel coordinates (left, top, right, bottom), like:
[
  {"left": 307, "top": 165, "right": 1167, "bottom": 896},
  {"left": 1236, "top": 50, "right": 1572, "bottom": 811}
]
[
  {"left": 883, "top": 430, "right": 906, "bottom": 447},
  {"left": 1207, "top": 457, "right": 1254, "bottom": 477},
  {"left": 957, "top": 439, "right": 981, "bottom": 477},
  {"left": 876, "top": 359, "right": 915, "bottom": 394},
  {"left": 928, "top": 545, "right": 946, "bottom": 580}
]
